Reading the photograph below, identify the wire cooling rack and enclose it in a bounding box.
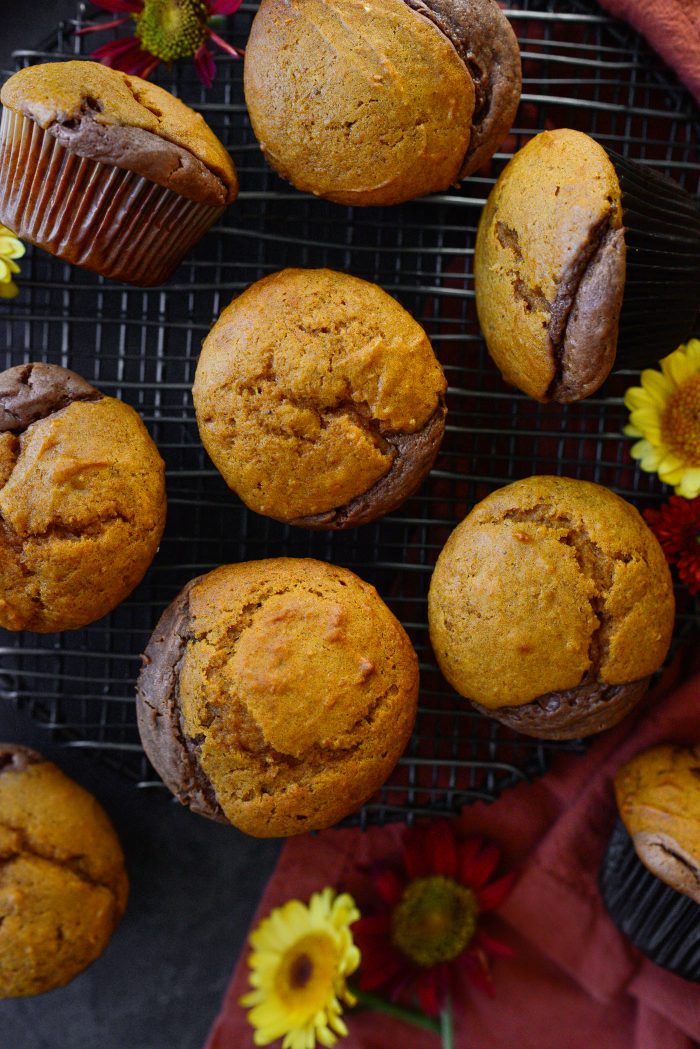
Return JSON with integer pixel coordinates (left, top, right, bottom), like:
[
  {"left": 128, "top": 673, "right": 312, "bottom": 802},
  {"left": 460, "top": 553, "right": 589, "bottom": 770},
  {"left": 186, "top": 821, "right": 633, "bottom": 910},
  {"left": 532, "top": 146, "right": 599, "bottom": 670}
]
[{"left": 0, "top": 1, "right": 698, "bottom": 826}]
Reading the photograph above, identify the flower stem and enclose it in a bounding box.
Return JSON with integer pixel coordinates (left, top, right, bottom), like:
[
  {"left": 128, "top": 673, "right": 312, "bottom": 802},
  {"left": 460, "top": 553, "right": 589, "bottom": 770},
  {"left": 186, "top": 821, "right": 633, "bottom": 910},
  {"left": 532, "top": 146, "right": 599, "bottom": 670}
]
[
  {"left": 352, "top": 988, "right": 441, "bottom": 1034},
  {"left": 440, "top": 996, "right": 455, "bottom": 1049}
]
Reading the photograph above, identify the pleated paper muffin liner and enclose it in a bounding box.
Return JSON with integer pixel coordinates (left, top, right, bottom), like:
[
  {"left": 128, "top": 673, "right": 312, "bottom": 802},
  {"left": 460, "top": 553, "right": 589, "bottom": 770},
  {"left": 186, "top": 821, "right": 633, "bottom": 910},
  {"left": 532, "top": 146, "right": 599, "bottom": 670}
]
[
  {"left": 599, "top": 819, "right": 700, "bottom": 982},
  {"left": 605, "top": 149, "right": 700, "bottom": 371},
  {"left": 0, "top": 108, "right": 224, "bottom": 287}
]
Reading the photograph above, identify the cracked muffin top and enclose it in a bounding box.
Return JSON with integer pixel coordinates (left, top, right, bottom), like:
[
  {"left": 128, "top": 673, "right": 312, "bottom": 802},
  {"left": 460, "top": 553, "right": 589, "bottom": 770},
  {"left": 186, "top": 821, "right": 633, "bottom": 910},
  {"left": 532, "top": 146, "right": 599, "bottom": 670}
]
[
  {"left": 0, "top": 363, "right": 166, "bottom": 633},
  {"left": 475, "top": 129, "right": 626, "bottom": 403},
  {"left": 615, "top": 745, "right": 700, "bottom": 905},
  {"left": 244, "top": 0, "right": 521, "bottom": 206},
  {"left": 0, "top": 743, "right": 127, "bottom": 998},
  {"left": 1, "top": 61, "right": 238, "bottom": 206},
  {"left": 136, "top": 558, "right": 419, "bottom": 837},
  {"left": 193, "top": 268, "right": 447, "bottom": 529},
  {"left": 428, "top": 476, "right": 674, "bottom": 714}
]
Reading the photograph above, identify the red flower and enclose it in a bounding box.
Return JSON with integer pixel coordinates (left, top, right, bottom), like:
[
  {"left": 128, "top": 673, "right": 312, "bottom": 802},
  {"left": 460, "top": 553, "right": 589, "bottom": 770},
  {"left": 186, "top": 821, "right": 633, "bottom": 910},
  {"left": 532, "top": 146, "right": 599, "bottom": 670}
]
[
  {"left": 353, "top": 822, "right": 516, "bottom": 1018},
  {"left": 645, "top": 496, "right": 700, "bottom": 596},
  {"left": 79, "top": 0, "right": 243, "bottom": 87}
]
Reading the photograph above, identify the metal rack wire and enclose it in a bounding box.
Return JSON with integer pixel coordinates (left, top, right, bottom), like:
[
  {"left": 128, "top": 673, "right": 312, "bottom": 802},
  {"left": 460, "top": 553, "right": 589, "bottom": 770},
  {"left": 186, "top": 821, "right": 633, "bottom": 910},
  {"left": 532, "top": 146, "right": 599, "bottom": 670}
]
[{"left": 0, "top": 0, "right": 698, "bottom": 826}]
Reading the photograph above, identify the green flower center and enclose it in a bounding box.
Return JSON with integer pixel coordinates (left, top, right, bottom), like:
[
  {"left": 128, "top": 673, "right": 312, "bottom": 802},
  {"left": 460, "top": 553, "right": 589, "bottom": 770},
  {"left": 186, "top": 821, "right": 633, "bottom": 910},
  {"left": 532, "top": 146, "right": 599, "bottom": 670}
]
[
  {"left": 662, "top": 373, "right": 700, "bottom": 467},
  {"left": 135, "top": 0, "right": 209, "bottom": 62},
  {"left": 391, "top": 876, "right": 478, "bottom": 968}
]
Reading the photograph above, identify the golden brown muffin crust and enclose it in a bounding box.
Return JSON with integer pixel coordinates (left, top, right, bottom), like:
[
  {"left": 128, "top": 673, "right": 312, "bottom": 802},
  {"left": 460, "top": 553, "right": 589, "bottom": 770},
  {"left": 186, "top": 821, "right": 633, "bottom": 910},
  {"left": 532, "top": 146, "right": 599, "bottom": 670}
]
[
  {"left": 475, "top": 129, "right": 626, "bottom": 402},
  {"left": 615, "top": 745, "right": 700, "bottom": 904},
  {"left": 0, "top": 745, "right": 127, "bottom": 998},
  {"left": 0, "top": 365, "right": 166, "bottom": 632},
  {"left": 137, "top": 559, "right": 419, "bottom": 837},
  {"left": 1, "top": 62, "right": 238, "bottom": 205},
  {"left": 243, "top": 0, "right": 475, "bottom": 206},
  {"left": 193, "top": 269, "right": 447, "bottom": 525},
  {"left": 402, "top": 0, "right": 521, "bottom": 177},
  {"left": 428, "top": 476, "right": 674, "bottom": 710}
]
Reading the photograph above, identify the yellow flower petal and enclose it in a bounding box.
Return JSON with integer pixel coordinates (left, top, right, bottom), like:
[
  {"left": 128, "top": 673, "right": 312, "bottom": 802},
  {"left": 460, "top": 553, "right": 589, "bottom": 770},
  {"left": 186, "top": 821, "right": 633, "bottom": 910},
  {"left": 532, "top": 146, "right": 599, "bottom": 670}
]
[
  {"left": 0, "top": 280, "right": 19, "bottom": 299},
  {"left": 623, "top": 423, "right": 642, "bottom": 438},
  {"left": 628, "top": 410, "right": 662, "bottom": 444},
  {"left": 640, "top": 368, "right": 673, "bottom": 406},
  {"left": 659, "top": 464, "right": 687, "bottom": 486},
  {"left": 0, "top": 235, "right": 25, "bottom": 259},
  {"left": 685, "top": 339, "right": 700, "bottom": 366},
  {"left": 658, "top": 450, "right": 685, "bottom": 473},
  {"left": 624, "top": 386, "right": 653, "bottom": 411},
  {"left": 661, "top": 349, "right": 696, "bottom": 386},
  {"left": 676, "top": 469, "right": 700, "bottom": 499}
]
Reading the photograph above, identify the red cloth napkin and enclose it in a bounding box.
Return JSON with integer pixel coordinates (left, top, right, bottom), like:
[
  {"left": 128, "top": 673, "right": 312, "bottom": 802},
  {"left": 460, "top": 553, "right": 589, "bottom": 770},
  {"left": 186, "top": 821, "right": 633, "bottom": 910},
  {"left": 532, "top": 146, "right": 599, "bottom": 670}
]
[
  {"left": 596, "top": 0, "right": 700, "bottom": 105},
  {"left": 206, "top": 658, "right": 700, "bottom": 1049}
]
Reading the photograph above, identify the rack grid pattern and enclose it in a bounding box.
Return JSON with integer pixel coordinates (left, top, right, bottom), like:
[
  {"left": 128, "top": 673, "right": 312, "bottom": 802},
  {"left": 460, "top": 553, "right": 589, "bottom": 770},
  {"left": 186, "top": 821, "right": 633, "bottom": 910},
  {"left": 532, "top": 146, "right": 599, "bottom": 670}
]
[{"left": 1, "top": 0, "right": 698, "bottom": 826}]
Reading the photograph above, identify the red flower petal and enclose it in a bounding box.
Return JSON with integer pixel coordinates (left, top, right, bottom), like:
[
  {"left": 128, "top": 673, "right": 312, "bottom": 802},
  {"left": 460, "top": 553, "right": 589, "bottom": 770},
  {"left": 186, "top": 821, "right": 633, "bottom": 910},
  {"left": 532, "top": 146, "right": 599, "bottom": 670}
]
[
  {"left": 401, "top": 826, "right": 430, "bottom": 879},
  {"left": 416, "top": 972, "right": 442, "bottom": 1017},
  {"left": 458, "top": 837, "right": 482, "bottom": 882},
  {"left": 194, "top": 44, "right": 216, "bottom": 88},
  {"left": 358, "top": 951, "right": 407, "bottom": 992},
  {"left": 477, "top": 870, "right": 518, "bottom": 911},
  {"left": 371, "top": 866, "right": 404, "bottom": 907},
  {"left": 207, "top": 28, "right": 243, "bottom": 59},
  {"left": 425, "top": 820, "right": 458, "bottom": 878},
  {"left": 464, "top": 841, "right": 501, "bottom": 890},
  {"left": 76, "top": 16, "right": 131, "bottom": 35},
  {"left": 89, "top": 0, "right": 142, "bottom": 11},
  {"left": 474, "top": 930, "right": 514, "bottom": 958},
  {"left": 353, "top": 913, "right": 392, "bottom": 937},
  {"left": 208, "top": 0, "right": 245, "bottom": 12},
  {"left": 462, "top": 949, "right": 495, "bottom": 997}
]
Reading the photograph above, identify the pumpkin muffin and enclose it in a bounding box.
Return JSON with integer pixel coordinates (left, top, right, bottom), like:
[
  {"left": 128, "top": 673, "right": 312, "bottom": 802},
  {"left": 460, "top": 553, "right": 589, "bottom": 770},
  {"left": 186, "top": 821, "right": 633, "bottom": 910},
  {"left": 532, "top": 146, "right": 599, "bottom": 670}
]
[
  {"left": 0, "top": 362, "right": 166, "bottom": 632},
  {"left": 0, "top": 61, "right": 238, "bottom": 285},
  {"left": 244, "top": 0, "right": 521, "bottom": 206},
  {"left": 0, "top": 744, "right": 128, "bottom": 998},
  {"left": 136, "top": 558, "right": 419, "bottom": 837},
  {"left": 475, "top": 129, "right": 700, "bottom": 402},
  {"left": 428, "top": 476, "right": 675, "bottom": 739},
  {"left": 193, "top": 269, "right": 447, "bottom": 529},
  {"left": 600, "top": 745, "right": 700, "bottom": 981}
]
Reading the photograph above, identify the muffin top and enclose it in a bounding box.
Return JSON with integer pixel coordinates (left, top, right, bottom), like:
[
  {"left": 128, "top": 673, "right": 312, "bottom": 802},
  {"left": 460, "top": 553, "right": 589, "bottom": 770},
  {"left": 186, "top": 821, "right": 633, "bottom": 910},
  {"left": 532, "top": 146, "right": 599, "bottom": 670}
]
[
  {"left": 428, "top": 476, "right": 674, "bottom": 709},
  {"left": 137, "top": 559, "right": 419, "bottom": 836},
  {"left": 0, "top": 363, "right": 166, "bottom": 632},
  {"left": 0, "top": 744, "right": 127, "bottom": 998},
  {"left": 244, "top": 0, "right": 475, "bottom": 206},
  {"left": 193, "top": 268, "right": 447, "bottom": 527},
  {"left": 475, "top": 129, "right": 626, "bottom": 402},
  {"left": 615, "top": 745, "right": 700, "bottom": 905},
  {"left": 1, "top": 61, "right": 238, "bottom": 206}
]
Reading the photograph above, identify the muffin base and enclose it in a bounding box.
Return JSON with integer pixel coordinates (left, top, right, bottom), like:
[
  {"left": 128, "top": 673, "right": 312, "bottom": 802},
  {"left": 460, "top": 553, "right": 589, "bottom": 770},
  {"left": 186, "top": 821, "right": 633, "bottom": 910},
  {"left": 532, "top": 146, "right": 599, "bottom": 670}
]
[
  {"left": 470, "top": 676, "right": 651, "bottom": 740},
  {"left": 607, "top": 150, "right": 700, "bottom": 370},
  {"left": 600, "top": 819, "right": 700, "bottom": 982},
  {"left": 0, "top": 109, "right": 224, "bottom": 287}
]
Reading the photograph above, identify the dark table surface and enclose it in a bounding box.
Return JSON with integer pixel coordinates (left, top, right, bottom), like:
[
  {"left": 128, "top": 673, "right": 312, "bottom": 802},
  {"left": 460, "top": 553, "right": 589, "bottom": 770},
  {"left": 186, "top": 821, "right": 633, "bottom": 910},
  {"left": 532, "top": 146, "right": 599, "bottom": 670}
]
[{"left": 0, "top": 6, "right": 282, "bottom": 1048}]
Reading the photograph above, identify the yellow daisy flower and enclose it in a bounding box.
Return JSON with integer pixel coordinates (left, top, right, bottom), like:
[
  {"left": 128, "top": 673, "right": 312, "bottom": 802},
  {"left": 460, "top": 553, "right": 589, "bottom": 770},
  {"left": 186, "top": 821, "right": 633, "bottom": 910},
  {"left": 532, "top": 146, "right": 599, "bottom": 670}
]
[
  {"left": 0, "top": 225, "right": 25, "bottom": 299},
  {"left": 624, "top": 339, "right": 700, "bottom": 499},
  {"left": 241, "top": 888, "right": 361, "bottom": 1049}
]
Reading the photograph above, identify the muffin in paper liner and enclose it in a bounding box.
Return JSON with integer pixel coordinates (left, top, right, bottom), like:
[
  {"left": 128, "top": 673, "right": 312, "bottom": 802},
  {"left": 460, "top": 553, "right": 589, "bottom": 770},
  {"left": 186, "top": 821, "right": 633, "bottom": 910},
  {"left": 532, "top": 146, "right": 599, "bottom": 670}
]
[
  {"left": 607, "top": 149, "right": 700, "bottom": 372},
  {"left": 0, "top": 108, "right": 224, "bottom": 287},
  {"left": 0, "top": 61, "right": 238, "bottom": 286},
  {"left": 600, "top": 818, "right": 700, "bottom": 982}
]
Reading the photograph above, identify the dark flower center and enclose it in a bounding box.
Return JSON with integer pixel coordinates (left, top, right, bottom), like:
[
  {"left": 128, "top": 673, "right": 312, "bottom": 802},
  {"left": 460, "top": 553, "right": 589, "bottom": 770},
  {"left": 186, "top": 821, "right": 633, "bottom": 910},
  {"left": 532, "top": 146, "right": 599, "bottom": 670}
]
[
  {"left": 135, "top": 0, "right": 209, "bottom": 62},
  {"left": 289, "top": 952, "right": 313, "bottom": 989},
  {"left": 391, "top": 875, "right": 478, "bottom": 967}
]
